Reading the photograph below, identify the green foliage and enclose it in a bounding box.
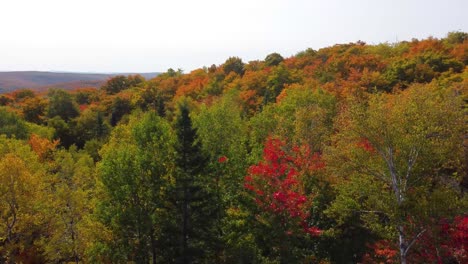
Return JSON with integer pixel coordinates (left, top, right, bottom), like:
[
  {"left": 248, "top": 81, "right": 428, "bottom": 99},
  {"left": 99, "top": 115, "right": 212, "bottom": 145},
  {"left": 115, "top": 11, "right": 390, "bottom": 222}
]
[
  {"left": 0, "top": 107, "right": 29, "bottom": 139},
  {"left": 95, "top": 112, "right": 175, "bottom": 262},
  {"left": 25, "top": 122, "right": 55, "bottom": 140},
  {"left": 173, "top": 101, "right": 221, "bottom": 262},
  {"left": 444, "top": 31, "right": 468, "bottom": 44},
  {"left": 264, "top": 64, "right": 293, "bottom": 104},
  {"left": 223, "top": 56, "right": 245, "bottom": 76},
  {"left": 47, "top": 89, "right": 80, "bottom": 121},
  {"left": 74, "top": 109, "right": 110, "bottom": 148},
  {"left": 194, "top": 91, "right": 248, "bottom": 198},
  {"left": 74, "top": 88, "right": 99, "bottom": 105},
  {"left": 385, "top": 52, "right": 464, "bottom": 87},
  {"left": 0, "top": 33, "right": 466, "bottom": 263},
  {"left": 83, "top": 139, "right": 104, "bottom": 162},
  {"left": 295, "top": 48, "right": 317, "bottom": 58},
  {"left": 22, "top": 97, "right": 47, "bottom": 124},
  {"left": 264, "top": 52, "right": 284, "bottom": 67},
  {"left": 110, "top": 96, "right": 133, "bottom": 126},
  {"left": 325, "top": 82, "right": 465, "bottom": 262},
  {"left": 101, "top": 75, "right": 144, "bottom": 94},
  {"left": 249, "top": 86, "right": 336, "bottom": 160},
  {"left": 47, "top": 116, "right": 73, "bottom": 147}
]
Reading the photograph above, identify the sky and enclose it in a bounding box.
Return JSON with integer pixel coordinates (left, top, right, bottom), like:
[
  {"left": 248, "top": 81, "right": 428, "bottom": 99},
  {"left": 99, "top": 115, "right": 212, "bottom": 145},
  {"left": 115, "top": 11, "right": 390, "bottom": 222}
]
[{"left": 0, "top": 0, "right": 467, "bottom": 73}]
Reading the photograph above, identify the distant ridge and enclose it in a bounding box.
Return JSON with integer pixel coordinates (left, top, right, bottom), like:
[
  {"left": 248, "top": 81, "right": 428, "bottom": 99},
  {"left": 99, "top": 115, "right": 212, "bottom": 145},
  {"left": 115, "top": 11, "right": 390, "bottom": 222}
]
[{"left": 0, "top": 71, "right": 160, "bottom": 93}]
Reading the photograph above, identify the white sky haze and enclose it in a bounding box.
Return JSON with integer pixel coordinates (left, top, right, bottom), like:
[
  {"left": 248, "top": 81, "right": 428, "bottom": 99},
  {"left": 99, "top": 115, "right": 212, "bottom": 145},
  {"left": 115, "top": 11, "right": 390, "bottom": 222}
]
[{"left": 0, "top": 0, "right": 467, "bottom": 72}]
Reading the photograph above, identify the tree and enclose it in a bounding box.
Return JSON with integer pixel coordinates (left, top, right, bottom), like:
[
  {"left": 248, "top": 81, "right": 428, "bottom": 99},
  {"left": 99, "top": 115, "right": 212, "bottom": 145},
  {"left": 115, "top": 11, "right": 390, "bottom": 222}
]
[
  {"left": 47, "top": 116, "right": 74, "bottom": 148},
  {"left": 22, "top": 97, "right": 47, "bottom": 124},
  {"left": 0, "top": 136, "right": 48, "bottom": 263},
  {"left": 223, "top": 57, "right": 245, "bottom": 76},
  {"left": 326, "top": 83, "right": 465, "bottom": 264},
  {"left": 362, "top": 215, "right": 468, "bottom": 263},
  {"left": 136, "top": 83, "right": 167, "bottom": 115},
  {"left": 265, "top": 52, "right": 284, "bottom": 67},
  {"left": 73, "top": 88, "right": 99, "bottom": 105},
  {"left": 0, "top": 95, "right": 13, "bottom": 106},
  {"left": 73, "top": 109, "right": 110, "bottom": 148},
  {"left": 193, "top": 91, "right": 248, "bottom": 199},
  {"left": 0, "top": 107, "right": 29, "bottom": 139},
  {"left": 28, "top": 134, "right": 58, "bottom": 162},
  {"left": 249, "top": 86, "right": 336, "bottom": 160},
  {"left": 95, "top": 112, "right": 176, "bottom": 263},
  {"left": 101, "top": 74, "right": 144, "bottom": 95},
  {"left": 445, "top": 31, "right": 468, "bottom": 44},
  {"left": 244, "top": 138, "right": 322, "bottom": 263},
  {"left": 38, "top": 148, "right": 95, "bottom": 263},
  {"left": 47, "top": 89, "right": 79, "bottom": 121},
  {"left": 12, "top": 89, "right": 35, "bottom": 102},
  {"left": 238, "top": 69, "right": 269, "bottom": 115},
  {"left": 174, "top": 101, "right": 218, "bottom": 263},
  {"left": 127, "top": 74, "right": 145, "bottom": 87},
  {"left": 110, "top": 96, "right": 133, "bottom": 126},
  {"left": 264, "top": 64, "right": 293, "bottom": 104},
  {"left": 193, "top": 92, "right": 253, "bottom": 260}
]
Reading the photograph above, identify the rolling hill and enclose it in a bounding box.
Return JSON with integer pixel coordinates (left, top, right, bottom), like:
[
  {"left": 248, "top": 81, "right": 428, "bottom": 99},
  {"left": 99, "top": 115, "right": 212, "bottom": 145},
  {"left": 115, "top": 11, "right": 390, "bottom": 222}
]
[{"left": 0, "top": 71, "right": 159, "bottom": 93}]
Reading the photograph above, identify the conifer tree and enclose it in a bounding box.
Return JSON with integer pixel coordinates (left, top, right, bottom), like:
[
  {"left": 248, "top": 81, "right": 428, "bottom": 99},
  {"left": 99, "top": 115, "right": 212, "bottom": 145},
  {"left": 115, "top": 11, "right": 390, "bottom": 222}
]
[{"left": 174, "top": 101, "right": 218, "bottom": 263}]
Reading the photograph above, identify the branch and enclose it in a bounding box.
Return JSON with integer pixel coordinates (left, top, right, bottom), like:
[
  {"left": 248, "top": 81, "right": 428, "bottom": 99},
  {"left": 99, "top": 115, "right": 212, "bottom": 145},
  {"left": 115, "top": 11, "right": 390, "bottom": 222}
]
[
  {"left": 355, "top": 165, "right": 389, "bottom": 183},
  {"left": 404, "top": 228, "right": 426, "bottom": 256},
  {"left": 405, "top": 147, "right": 419, "bottom": 181},
  {"left": 353, "top": 210, "right": 386, "bottom": 215}
]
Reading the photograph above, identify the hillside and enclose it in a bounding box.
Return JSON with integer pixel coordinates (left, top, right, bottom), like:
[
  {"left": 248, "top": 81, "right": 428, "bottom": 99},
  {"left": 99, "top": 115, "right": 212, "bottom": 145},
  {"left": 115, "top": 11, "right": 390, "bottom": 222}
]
[
  {"left": 0, "top": 33, "right": 466, "bottom": 263},
  {"left": 0, "top": 71, "right": 159, "bottom": 93}
]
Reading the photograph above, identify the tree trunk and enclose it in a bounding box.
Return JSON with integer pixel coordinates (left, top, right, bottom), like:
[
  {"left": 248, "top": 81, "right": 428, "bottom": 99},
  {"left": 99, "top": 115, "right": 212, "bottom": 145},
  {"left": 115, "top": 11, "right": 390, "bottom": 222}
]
[
  {"left": 182, "top": 185, "right": 190, "bottom": 264},
  {"left": 150, "top": 228, "right": 157, "bottom": 264},
  {"left": 385, "top": 148, "right": 408, "bottom": 264},
  {"left": 399, "top": 225, "right": 407, "bottom": 264}
]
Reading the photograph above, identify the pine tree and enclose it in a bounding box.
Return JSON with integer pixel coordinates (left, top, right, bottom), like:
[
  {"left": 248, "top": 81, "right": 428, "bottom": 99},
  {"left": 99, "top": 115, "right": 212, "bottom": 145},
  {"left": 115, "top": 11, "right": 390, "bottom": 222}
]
[{"left": 174, "top": 102, "right": 218, "bottom": 263}]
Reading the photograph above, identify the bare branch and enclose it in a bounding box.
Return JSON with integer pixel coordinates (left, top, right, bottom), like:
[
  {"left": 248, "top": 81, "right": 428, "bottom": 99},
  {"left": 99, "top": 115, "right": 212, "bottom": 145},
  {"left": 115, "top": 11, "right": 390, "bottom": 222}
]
[
  {"left": 353, "top": 210, "right": 386, "bottom": 215},
  {"left": 404, "top": 228, "right": 426, "bottom": 256}
]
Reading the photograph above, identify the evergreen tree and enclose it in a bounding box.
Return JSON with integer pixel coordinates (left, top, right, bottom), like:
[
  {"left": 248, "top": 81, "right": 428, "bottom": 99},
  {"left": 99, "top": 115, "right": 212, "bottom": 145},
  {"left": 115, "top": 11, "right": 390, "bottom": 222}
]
[{"left": 174, "top": 101, "right": 218, "bottom": 263}]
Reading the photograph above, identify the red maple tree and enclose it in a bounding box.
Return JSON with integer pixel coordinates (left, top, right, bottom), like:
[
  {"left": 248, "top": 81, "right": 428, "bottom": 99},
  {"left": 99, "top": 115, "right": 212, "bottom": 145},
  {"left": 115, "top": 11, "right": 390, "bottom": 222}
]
[{"left": 244, "top": 138, "right": 323, "bottom": 236}]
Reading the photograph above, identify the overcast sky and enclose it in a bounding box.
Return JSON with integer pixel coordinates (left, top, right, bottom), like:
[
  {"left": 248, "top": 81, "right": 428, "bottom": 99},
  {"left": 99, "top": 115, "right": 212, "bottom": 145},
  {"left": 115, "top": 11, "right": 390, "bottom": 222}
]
[{"left": 0, "top": 0, "right": 466, "bottom": 73}]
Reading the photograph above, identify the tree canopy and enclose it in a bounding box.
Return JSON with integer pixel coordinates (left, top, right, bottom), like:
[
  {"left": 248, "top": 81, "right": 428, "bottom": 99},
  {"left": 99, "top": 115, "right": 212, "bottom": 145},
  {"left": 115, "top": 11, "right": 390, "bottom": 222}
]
[{"left": 0, "top": 32, "right": 466, "bottom": 263}]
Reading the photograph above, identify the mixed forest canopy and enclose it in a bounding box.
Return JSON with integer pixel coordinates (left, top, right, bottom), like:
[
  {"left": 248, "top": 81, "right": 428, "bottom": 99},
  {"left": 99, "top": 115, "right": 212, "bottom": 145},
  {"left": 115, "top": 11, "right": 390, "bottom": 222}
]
[{"left": 0, "top": 32, "right": 467, "bottom": 263}]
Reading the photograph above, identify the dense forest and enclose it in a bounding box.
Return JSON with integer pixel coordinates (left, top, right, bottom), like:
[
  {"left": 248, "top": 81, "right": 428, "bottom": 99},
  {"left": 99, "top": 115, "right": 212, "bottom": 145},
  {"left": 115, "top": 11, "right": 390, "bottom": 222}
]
[{"left": 0, "top": 32, "right": 467, "bottom": 263}]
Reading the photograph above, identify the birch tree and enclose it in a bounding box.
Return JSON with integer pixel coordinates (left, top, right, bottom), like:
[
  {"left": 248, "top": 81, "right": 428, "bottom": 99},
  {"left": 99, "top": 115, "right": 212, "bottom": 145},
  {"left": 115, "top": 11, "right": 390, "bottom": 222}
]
[{"left": 326, "top": 83, "right": 465, "bottom": 264}]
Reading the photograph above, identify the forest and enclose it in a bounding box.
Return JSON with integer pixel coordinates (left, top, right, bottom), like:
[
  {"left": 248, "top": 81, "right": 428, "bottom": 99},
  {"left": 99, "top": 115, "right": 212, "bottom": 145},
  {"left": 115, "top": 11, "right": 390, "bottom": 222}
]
[{"left": 0, "top": 32, "right": 467, "bottom": 263}]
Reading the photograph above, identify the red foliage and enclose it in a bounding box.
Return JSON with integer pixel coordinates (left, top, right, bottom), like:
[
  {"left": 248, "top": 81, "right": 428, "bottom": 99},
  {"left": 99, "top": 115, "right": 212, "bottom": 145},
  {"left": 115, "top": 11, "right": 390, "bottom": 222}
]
[
  {"left": 411, "top": 216, "right": 468, "bottom": 264},
  {"left": 361, "top": 240, "right": 399, "bottom": 264},
  {"left": 218, "top": 156, "right": 228, "bottom": 163},
  {"left": 79, "top": 104, "right": 89, "bottom": 111},
  {"left": 362, "top": 216, "right": 468, "bottom": 264},
  {"left": 357, "top": 138, "right": 376, "bottom": 153},
  {"left": 450, "top": 216, "right": 468, "bottom": 261},
  {"left": 244, "top": 138, "right": 322, "bottom": 236}
]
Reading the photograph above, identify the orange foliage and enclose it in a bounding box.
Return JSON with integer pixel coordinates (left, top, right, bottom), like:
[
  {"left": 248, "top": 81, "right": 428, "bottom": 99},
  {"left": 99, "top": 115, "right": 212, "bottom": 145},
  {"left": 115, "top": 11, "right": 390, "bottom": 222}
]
[
  {"left": 408, "top": 37, "right": 446, "bottom": 57},
  {"left": 175, "top": 75, "right": 209, "bottom": 99},
  {"left": 28, "top": 134, "right": 59, "bottom": 161},
  {"left": 450, "top": 40, "right": 468, "bottom": 63}
]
